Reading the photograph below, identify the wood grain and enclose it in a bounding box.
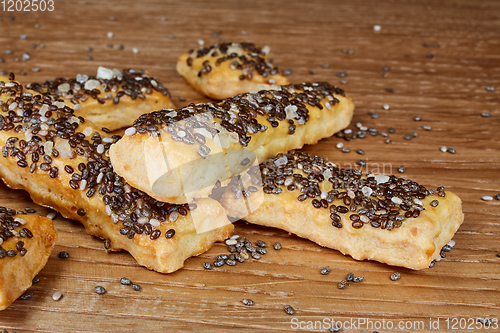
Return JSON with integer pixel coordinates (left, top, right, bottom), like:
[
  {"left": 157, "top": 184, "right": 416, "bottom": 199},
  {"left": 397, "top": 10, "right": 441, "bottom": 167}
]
[{"left": 0, "top": 0, "right": 499, "bottom": 332}]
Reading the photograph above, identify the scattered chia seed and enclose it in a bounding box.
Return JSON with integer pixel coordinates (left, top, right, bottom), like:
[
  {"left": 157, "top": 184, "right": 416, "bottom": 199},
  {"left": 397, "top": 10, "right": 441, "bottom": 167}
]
[
  {"left": 58, "top": 251, "right": 69, "bottom": 259},
  {"left": 496, "top": 194, "right": 500, "bottom": 200},
  {"left": 345, "top": 272, "right": 354, "bottom": 282},
  {"left": 429, "top": 260, "right": 436, "bottom": 268},
  {"left": 284, "top": 305, "right": 295, "bottom": 315},
  {"left": 329, "top": 325, "right": 343, "bottom": 332},
  {"left": 20, "top": 292, "right": 33, "bottom": 300},
  {"left": 496, "top": 253, "right": 500, "bottom": 258},
  {"left": 242, "top": 298, "right": 254, "bottom": 306},
  {"left": 120, "top": 277, "right": 131, "bottom": 285},
  {"left": 353, "top": 276, "right": 364, "bottom": 283},
  {"left": 369, "top": 112, "right": 379, "bottom": 119},
  {"left": 213, "top": 260, "right": 224, "bottom": 267},
  {"left": 398, "top": 166, "right": 405, "bottom": 173},
  {"left": 426, "top": 52, "right": 434, "bottom": 58},
  {"left": 383, "top": 66, "right": 390, "bottom": 72},
  {"left": 256, "top": 247, "right": 267, "bottom": 255},
  {"left": 388, "top": 127, "right": 395, "bottom": 133},
  {"left": 356, "top": 159, "right": 366, "bottom": 167},
  {"left": 413, "top": 116, "right": 421, "bottom": 121},
  {"left": 422, "top": 125, "right": 431, "bottom": 130},
  {"left": 32, "top": 276, "right": 40, "bottom": 284},
  {"left": 485, "top": 86, "right": 495, "bottom": 91},
  {"left": 338, "top": 280, "right": 347, "bottom": 289},
  {"left": 217, "top": 254, "right": 229, "bottom": 261},
  {"left": 341, "top": 147, "right": 350, "bottom": 153},
  {"left": 255, "top": 240, "right": 266, "bottom": 248},
  {"left": 94, "top": 286, "right": 106, "bottom": 294},
  {"left": 283, "top": 69, "right": 293, "bottom": 76},
  {"left": 447, "top": 147, "right": 456, "bottom": 154},
  {"left": 390, "top": 272, "right": 401, "bottom": 281},
  {"left": 203, "top": 262, "right": 213, "bottom": 270},
  {"left": 481, "top": 112, "right": 490, "bottom": 117},
  {"left": 320, "top": 266, "right": 331, "bottom": 275},
  {"left": 132, "top": 283, "right": 141, "bottom": 291},
  {"left": 384, "top": 138, "right": 391, "bottom": 144},
  {"left": 321, "top": 63, "right": 330, "bottom": 69},
  {"left": 178, "top": 96, "right": 187, "bottom": 102},
  {"left": 385, "top": 87, "right": 394, "bottom": 93},
  {"left": 355, "top": 149, "right": 365, "bottom": 155},
  {"left": 251, "top": 252, "right": 261, "bottom": 260},
  {"left": 336, "top": 72, "right": 347, "bottom": 78},
  {"left": 86, "top": 56, "right": 94, "bottom": 61},
  {"left": 225, "top": 259, "right": 237, "bottom": 266},
  {"left": 273, "top": 242, "right": 282, "bottom": 250}
]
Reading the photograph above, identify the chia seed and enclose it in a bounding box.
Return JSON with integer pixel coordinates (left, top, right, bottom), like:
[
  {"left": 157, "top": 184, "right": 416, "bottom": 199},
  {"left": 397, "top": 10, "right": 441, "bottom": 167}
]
[
  {"left": 213, "top": 260, "right": 224, "bottom": 267},
  {"left": 346, "top": 272, "right": 354, "bottom": 282},
  {"left": 132, "top": 283, "right": 141, "bottom": 291},
  {"left": 251, "top": 252, "right": 261, "bottom": 260},
  {"left": 32, "top": 276, "right": 40, "bottom": 284},
  {"left": 120, "top": 277, "right": 131, "bottom": 285},
  {"left": 255, "top": 240, "right": 266, "bottom": 247},
  {"left": 353, "top": 276, "right": 364, "bottom": 283},
  {"left": 58, "top": 251, "right": 70, "bottom": 259},
  {"left": 256, "top": 247, "right": 267, "bottom": 255},
  {"left": 390, "top": 272, "right": 401, "bottom": 281},
  {"left": 284, "top": 305, "right": 295, "bottom": 315},
  {"left": 430, "top": 200, "right": 439, "bottom": 207},
  {"left": 203, "top": 262, "right": 213, "bottom": 270},
  {"left": 20, "top": 292, "right": 33, "bottom": 300},
  {"left": 447, "top": 147, "right": 456, "bottom": 154},
  {"left": 320, "top": 266, "right": 331, "bottom": 275},
  {"left": 398, "top": 166, "right": 405, "bottom": 173},
  {"left": 94, "top": 286, "right": 106, "bottom": 294},
  {"left": 242, "top": 298, "right": 254, "bottom": 306},
  {"left": 481, "top": 112, "right": 490, "bottom": 117},
  {"left": 273, "top": 242, "right": 282, "bottom": 250},
  {"left": 338, "top": 280, "right": 347, "bottom": 289}
]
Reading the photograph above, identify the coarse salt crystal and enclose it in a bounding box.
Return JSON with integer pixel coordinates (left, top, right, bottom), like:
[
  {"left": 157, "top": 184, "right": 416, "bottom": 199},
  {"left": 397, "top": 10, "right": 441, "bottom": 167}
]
[
  {"left": 373, "top": 25, "right": 382, "bottom": 31},
  {"left": 374, "top": 174, "right": 390, "bottom": 184},
  {"left": 274, "top": 156, "right": 288, "bottom": 166},
  {"left": 58, "top": 83, "right": 70, "bottom": 93},
  {"left": 82, "top": 127, "right": 93, "bottom": 137},
  {"left": 362, "top": 186, "right": 373, "bottom": 197},
  {"left": 96, "top": 66, "right": 114, "bottom": 80},
  {"left": 84, "top": 79, "right": 100, "bottom": 90},
  {"left": 336, "top": 142, "right": 344, "bottom": 149},
  {"left": 285, "top": 105, "right": 298, "bottom": 119},
  {"left": 383, "top": 104, "right": 390, "bottom": 110}
]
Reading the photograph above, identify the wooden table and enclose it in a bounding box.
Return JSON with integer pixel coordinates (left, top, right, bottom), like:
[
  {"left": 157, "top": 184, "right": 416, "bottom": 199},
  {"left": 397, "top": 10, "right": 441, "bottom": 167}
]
[{"left": 1, "top": 0, "right": 499, "bottom": 332}]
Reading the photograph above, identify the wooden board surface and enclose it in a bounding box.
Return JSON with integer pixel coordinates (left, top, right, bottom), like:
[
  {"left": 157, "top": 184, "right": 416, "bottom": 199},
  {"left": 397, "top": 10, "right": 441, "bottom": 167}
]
[{"left": 1, "top": 0, "right": 499, "bottom": 332}]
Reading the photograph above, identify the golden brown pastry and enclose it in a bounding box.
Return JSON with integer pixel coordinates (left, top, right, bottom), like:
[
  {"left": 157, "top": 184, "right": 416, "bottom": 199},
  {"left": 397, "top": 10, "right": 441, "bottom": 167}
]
[
  {"left": 110, "top": 82, "right": 355, "bottom": 204},
  {"left": 0, "top": 209, "right": 57, "bottom": 310},
  {"left": 177, "top": 42, "right": 290, "bottom": 100},
  {"left": 0, "top": 75, "right": 233, "bottom": 273},
  {"left": 25, "top": 68, "right": 176, "bottom": 131},
  {"left": 221, "top": 150, "right": 464, "bottom": 270}
]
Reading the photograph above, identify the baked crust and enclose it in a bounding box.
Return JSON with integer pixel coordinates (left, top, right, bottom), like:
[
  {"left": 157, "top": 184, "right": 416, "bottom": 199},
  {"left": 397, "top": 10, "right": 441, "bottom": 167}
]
[
  {"left": 0, "top": 78, "right": 233, "bottom": 273},
  {"left": 177, "top": 42, "right": 290, "bottom": 100},
  {"left": 221, "top": 150, "right": 464, "bottom": 270},
  {"left": 0, "top": 213, "right": 57, "bottom": 310},
  {"left": 110, "top": 82, "right": 355, "bottom": 203},
  {"left": 23, "top": 68, "right": 176, "bottom": 131}
]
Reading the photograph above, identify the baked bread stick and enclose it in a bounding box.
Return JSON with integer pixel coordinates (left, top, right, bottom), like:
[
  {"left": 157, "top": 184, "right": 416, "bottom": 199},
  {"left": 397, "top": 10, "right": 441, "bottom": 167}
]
[
  {"left": 25, "top": 68, "right": 176, "bottom": 131},
  {"left": 220, "top": 150, "right": 464, "bottom": 270},
  {"left": 110, "top": 82, "right": 354, "bottom": 204},
  {"left": 177, "top": 42, "right": 290, "bottom": 100},
  {"left": 0, "top": 209, "right": 57, "bottom": 310},
  {"left": 0, "top": 74, "right": 233, "bottom": 273}
]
